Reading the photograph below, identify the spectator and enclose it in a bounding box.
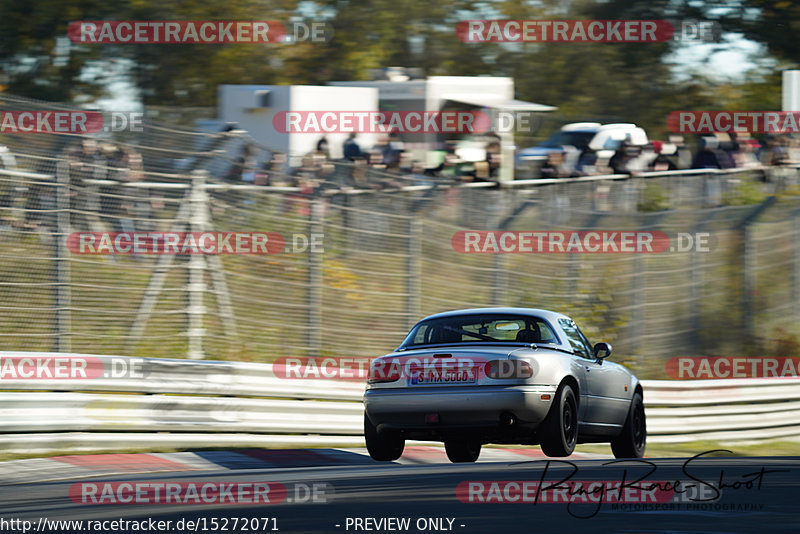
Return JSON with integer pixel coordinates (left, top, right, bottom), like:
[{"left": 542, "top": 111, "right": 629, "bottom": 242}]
[
  {"left": 733, "top": 137, "right": 762, "bottom": 168},
  {"left": 409, "top": 160, "right": 433, "bottom": 187},
  {"left": 758, "top": 135, "right": 790, "bottom": 166},
  {"left": 99, "top": 144, "right": 126, "bottom": 231},
  {"left": 485, "top": 136, "right": 502, "bottom": 179},
  {"left": 120, "top": 146, "right": 153, "bottom": 233},
  {"left": 716, "top": 133, "right": 738, "bottom": 168},
  {"left": 650, "top": 141, "right": 678, "bottom": 171},
  {"left": 669, "top": 135, "right": 692, "bottom": 169},
  {"left": 366, "top": 151, "right": 395, "bottom": 188},
  {"left": 377, "top": 130, "right": 404, "bottom": 167},
  {"left": 692, "top": 136, "right": 727, "bottom": 169},
  {"left": 609, "top": 141, "right": 641, "bottom": 174},
  {"left": 573, "top": 148, "right": 600, "bottom": 176},
  {"left": 343, "top": 133, "right": 364, "bottom": 161},
  {"left": 64, "top": 138, "right": 105, "bottom": 230},
  {"left": 265, "top": 152, "right": 289, "bottom": 186},
  {"left": 540, "top": 151, "right": 568, "bottom": 179},
  {"left": 373, "top": 135, "right": 390, "bottom": 163},
  {"left": 226, "top": 143, "right": 257, "bottom": 183},
  {"left": 316, "top": 136, "right": 330, "bottom": 159}
]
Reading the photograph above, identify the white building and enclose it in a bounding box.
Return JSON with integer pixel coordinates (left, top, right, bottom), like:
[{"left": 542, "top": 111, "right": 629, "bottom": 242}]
[
  {"left": 217, "top": 84, "right": 380, "bottom": 166},
  {"left": 329, "top": 75, "right": 556, "bottom": 180}
]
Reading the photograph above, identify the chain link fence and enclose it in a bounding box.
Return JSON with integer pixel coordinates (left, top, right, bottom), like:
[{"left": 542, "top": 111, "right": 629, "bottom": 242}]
[{"left": 2, "top": 94, "right": 800, "bottom": 378}]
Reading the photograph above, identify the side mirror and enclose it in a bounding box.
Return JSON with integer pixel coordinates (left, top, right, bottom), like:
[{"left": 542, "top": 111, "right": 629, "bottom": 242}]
[{"left": 593, "top": 342, "right": 612, "bottom": 361}]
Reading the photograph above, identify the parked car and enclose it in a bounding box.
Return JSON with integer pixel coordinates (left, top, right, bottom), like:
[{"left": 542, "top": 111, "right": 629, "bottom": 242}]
[
  {"left": 515, "top": 122, "right": 649, "bottom": 177},
  {"left": 363, "top": 308, "right": 645, "bottom": 462}
]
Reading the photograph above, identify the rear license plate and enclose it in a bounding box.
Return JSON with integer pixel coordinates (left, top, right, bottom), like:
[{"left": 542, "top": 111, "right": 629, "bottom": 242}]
[{"left": 407, "top": 369, "right": 477, "bottom": 385}]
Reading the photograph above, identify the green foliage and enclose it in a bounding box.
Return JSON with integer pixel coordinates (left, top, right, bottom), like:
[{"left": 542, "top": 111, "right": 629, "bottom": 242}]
[
  {"left": 724, "top": 179, "right": 768, "bottom": 206},
  {"left": 566, "top": 288, "right": 628, "bottom": 347},
  {"left": 0, "top": 0, "right": 791, "bottom": 124},
  {"left": 703, "top": 0, "right": 800, "bottom": 66},
  {"left": 637, "top": 183, "right": 670, "bottom": 212}
]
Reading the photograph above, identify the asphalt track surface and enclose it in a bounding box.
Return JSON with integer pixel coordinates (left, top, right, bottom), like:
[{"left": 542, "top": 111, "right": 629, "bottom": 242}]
[{"left": 1, "top": 454, "right": 798, "bottom": 534}]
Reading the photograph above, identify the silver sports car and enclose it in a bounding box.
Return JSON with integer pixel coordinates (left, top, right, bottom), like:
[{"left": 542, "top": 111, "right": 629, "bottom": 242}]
[{"left": 363, "top": 308, "right": 645, "bottom": 462}]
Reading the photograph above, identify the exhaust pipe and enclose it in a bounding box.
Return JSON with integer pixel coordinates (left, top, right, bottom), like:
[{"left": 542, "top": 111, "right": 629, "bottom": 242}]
[{"left": 500, "top": 412, "right": 515, "bottom": 426}]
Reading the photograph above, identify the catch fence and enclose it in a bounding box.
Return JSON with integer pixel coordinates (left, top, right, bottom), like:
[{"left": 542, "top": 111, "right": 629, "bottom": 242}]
[{"left": 1, "top": 94, "right": 800, "bottom": 376}]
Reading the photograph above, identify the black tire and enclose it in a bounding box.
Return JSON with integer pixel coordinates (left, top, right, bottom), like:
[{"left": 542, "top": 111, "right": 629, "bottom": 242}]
[
  {"left": 444, "top": 439, "right": 482, "bottom": 463},
  {"left": 540, "top": 384, "right": 578, "bottom": 457},
  {"left": 611, "top": 392, "right": 646, "bottom": 458},
  {"left": 364, "top": 413, "right": 404, "bottom": 461}
]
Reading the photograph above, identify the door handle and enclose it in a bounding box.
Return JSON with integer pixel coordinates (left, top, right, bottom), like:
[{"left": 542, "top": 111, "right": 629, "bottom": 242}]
[{"left": 585, "top": 366, "right": 591, "bottom": 372}]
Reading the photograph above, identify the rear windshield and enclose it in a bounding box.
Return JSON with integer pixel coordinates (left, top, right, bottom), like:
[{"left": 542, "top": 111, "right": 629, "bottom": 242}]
[{"left": 399, "top": 314, "right": 559, "bottom": 348}]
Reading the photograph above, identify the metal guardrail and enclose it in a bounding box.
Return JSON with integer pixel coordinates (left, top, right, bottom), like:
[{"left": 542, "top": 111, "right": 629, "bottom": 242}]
[{"left": 0, "top": 352, "right": 798, "bottom": 455}]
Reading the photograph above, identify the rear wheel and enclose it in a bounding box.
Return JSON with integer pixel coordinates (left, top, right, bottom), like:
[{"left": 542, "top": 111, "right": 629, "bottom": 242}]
[
  {"left": 364, "top": 413, "right": 404, "bottom": 461},
  {"left": 611, "top": 392, "right": 646, "bottom": 458},
  {"left": 540, "top": 384, "right": 578, "bottom": 457},
  {"left": 444, "top": 439, "right": 482, "bottom": 463}
]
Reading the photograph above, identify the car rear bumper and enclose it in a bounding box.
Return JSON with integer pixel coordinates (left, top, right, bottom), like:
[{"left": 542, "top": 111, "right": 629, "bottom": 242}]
[{"left": 363, "top": 384, "right": 558, "bottom": 431}]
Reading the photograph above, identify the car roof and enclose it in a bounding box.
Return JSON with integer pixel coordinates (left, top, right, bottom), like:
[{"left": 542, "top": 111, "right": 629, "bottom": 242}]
[
  {"left": 561, "top": 122, "right": 601, "bottom": 131},
  {"left": 598, "top": 123, "right": 638, "bottom": 130},
  {"left": 560, "top": 122, "right": 639, "bottom": 133},
  {"left": 403, "top": 308, "right": 575, "bottom": 352},
  {"left": 419, "top": 307, "right": 571, "bottom": 323}
]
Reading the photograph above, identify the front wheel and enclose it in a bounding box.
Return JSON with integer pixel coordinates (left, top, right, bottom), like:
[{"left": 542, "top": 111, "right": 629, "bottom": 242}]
[
  {"left": 611, "top": 392, "right": 646, "bottom": 458},
  {"left": 540, "top": 384, "right": 578, "bottom": 457},
  {"left": 444, "top": 439, "right": 481, "bottom": 463},
  {"left": 364, "top": 413, "right": 404, "bottom": 461}
]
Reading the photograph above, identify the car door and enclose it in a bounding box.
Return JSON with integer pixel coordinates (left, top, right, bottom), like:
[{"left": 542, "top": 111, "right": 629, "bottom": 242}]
[
  {"left": 558, "top": 319, "right": 629, "bottom": 427},
  {"left": 570, "top": 321, "right": 630, "bottom": 426},
  {"left": 555, "top": 318, "right": 594, "bottom": 423}
]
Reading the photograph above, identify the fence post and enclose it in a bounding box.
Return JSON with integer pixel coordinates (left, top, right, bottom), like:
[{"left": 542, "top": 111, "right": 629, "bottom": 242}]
[
  {"left": 186, "top": 170, "right": 208, "bottom": 359},
  {"left": 307, "top": 194, "right": 323, "bottom": 358},
  {"left": 55, "top": 162, "right": 71, "bottom": 352},
  {"left": 738, "top": 197, "right": 777, "bottom": 341},
  {"left": 127, "top": 202, "right": 190, "bottom": 354},
  {"left": 631, "top": 253, "right": 644, "bottom": 356},
  {"left": 492, "top": 189, "right": 513, "bottom": 305},
  {"left": 794, "top": 210, "right": 800, "bottom": 322},
  {"left": 742, "top": 223, "right": 755, "bottom": 340},
  {"left": 492, "top": 254, "right": 507, "bottom": 305},
  {"left": 688, "top": 245, "right": 702, "bottom": 348},
  {"left": 689, "top": 212, "right": 715, "bottom": 349},
  {"left": 407, "top": 217, "right": 421, "bottom": 328}
]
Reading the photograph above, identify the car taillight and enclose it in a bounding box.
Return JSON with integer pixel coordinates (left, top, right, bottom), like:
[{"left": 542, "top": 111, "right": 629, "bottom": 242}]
[
  {"left": 368, "top": 359, "right": 401, "bottom": 383},
  {"left": 484, "top": 360, "right": 533, "bottom": 379}
]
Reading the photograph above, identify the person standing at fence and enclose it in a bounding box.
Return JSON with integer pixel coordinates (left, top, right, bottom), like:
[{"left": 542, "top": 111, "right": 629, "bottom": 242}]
[
  {"left": 692, "top": 136, "right": 726, "bottom": 169},
  {"left": 316, "top": 136, "right": 330, "bottom": 160},
  {"left": 759, "top": 135, "right": 790, "bottom": 167},
  {"left": 649, "top": 141, "right": 678, "bottom": 171},
  {"left": 121, "top": 146, "right": 152, "bottom": 233},
  {"left": 64, "top": 139, "right": 105, "bottom": 231},
  {"left": 226, "top": 143, "right": 258, "bottom": 183},
  {"left": 343, "top": 133, "right": 364, "bottom": 161},
  {"left": 100, "top": 144, "right": 127, "bottom": 233}
]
